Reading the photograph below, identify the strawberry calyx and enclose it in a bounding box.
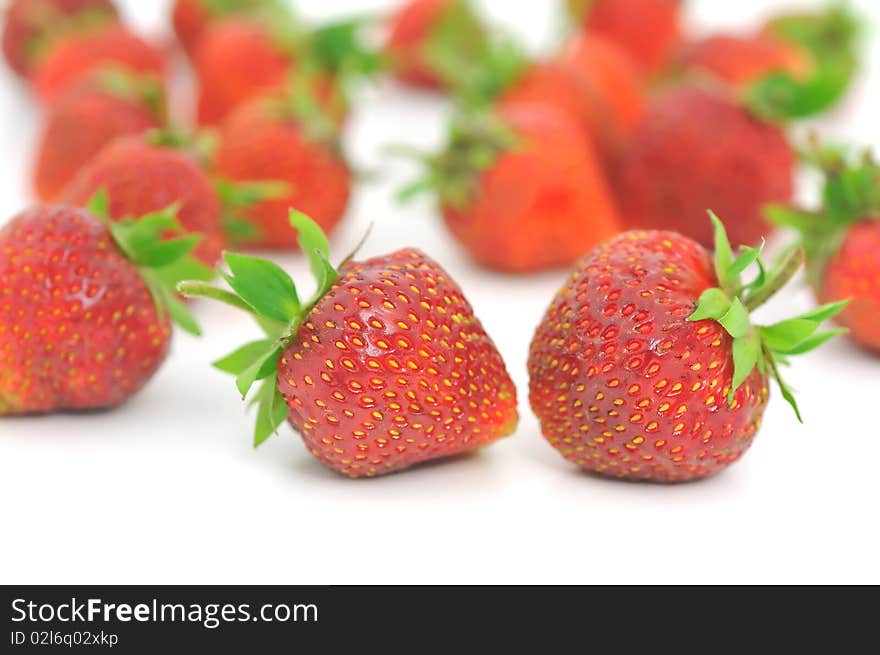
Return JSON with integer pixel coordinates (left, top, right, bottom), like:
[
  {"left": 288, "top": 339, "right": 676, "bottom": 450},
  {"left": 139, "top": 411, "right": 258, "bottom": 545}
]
[
  {"left": 746, "top": 5, "right": 861, "bottom": 121},
  {"left": 91, "top": 67, "right": 167, "bottom": 123},
  {"left": 214, "top": 177, "right": 292, "bottom": 243},
  {"left": 202, "top": 0, "right": 285, "bottom": 17},
  {"left": 86, "top": 190, "right": 215, "bottom": 336},
  {"left": 687, "top": 212, "right": 847, "bottom": 421},
  {"left": 397, "top": 109, "right": 520, "bottom": 209},
  {"left": 178, "top": 211, "right": 346, "bottom": 445},
  {"left": 24, "top": 4, "right": 119, "bottom": 69},
  {"left": 766, "top": 141, "right": 880, "bottom": 286}
]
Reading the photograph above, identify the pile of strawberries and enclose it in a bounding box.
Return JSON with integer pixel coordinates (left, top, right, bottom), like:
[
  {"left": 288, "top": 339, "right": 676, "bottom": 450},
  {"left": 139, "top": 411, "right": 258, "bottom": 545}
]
[{"left": 0, "top": 0, "right": 876, "bottom": 484}]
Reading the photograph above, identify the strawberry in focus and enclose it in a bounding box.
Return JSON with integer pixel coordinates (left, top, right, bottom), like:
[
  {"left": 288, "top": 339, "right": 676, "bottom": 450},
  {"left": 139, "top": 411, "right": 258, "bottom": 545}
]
[
  {"left": 768, "top": 145, "right": 880, "bottom": 353},
  {"left": 385, "top": 0, "right": 488, "bottom": 91},
  {"left": 180, "top": 212, "right": 518, "bottom": 478},
  {"left": 32, "top": 68, "right": 164, "bottom": 202},
  {"left": 567, "top": 0, "right": 682, "bottom": 77},
  {"left": 31, "top": 22, "right": 165, "bottom": 103},
  {"left": 0, "top": 198, "right": 212, "bottom": 416},
  {"left": 61, "top": 132, "right": 224, "bottom": 267},
  {"left": 528, "top": 214, "right": 845, "bottom": 482},
  {"left": 406, "top": 102, "right": 620, "bottom": 273},
  {"left": 213, "top": 89, "right": 351, "bottom": 249},
  {"left": 2, "top": 0, "right": 118, "bottom": 77},
  {"left": 617, "top": 85, "right": 794, "bottom": 248}
]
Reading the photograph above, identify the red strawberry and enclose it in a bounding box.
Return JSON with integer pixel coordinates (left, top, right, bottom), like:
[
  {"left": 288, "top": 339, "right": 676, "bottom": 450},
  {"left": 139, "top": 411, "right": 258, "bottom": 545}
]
[
  {"left": 171, "top": 0, "right": 285, "bottom": 54},
  {"left": 408, "top": 102, "right": 620, "bottom": 273},
  {"left": 528, "top": 214, "right": 845, "bottom": 482},
  {"left": 768, "top": 146, "right": 880, "bottom": 353},
  {"left": 385, "top": 0, "right": 488, "bottom": 91},
  {"left": 0, "top": 200, "right": 212, "bottom": 415},
  {"left": 213, "top": 90, "right": 351, "bottom": 249},
  {"left": 2, "top": 0, "right": 117, "bottom": 77},
  {"left": 32, "top": 68, "right": 164, "bottom": 202},
  {"left": 179, "top": 212, "right": 518, "bottom": 478},
  {"left": 193, "top": 17, "right": 291, "bottom": 126},
  {"left": 31, "top": 22, "right": 165, "bottom": 103},
  {"left": 617, "top": 85, "right": 794, "bottom": 249},
  {"left": 61, "top": 132, "right": 224, "bottom": 267},
  {"left": 567, "top": 0, "right": 682, "bottom": 77},
  {"left": 681, "top": 34, "right": 810, "bottom": 89},
  {"left": 554, "top": 32, "right": 645, "bottom": 162}
]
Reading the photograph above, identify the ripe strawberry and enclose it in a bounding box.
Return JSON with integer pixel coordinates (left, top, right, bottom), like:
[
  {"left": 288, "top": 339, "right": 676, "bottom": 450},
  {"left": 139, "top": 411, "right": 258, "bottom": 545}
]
[
  {"left": 681, "top": 34, "right": 810, "bottom": 89},
  {"left": 61, "top": 132, "right": 224, "bottom": 267},
  {"left": 193, "top": 17, "right": 291, "bottom": 126},
  {"left": 768, "top": 146, "right": 880, "bottom": 353},
  {"left": 567, "top": 0, "right": 682, "bottom": 77},
  {"left": 528, "top": 214, "right": 845, "bottom": 482},
  {"left": 32, "top": 68, "right": 164, "bottom": 202},
  {"left": 385, "top": 0, "right": 488, "bottom": 91},
  {"left": 31, "top": 22, "right": 165, "bottom": 103},
  {"left": 407, "top": 102, "right": 620, "bottom": 273},
  {"left": 172, "top": 0, "right": 285, "bottom": 54},
  {"left": 2, "top": 0, "right": 117, "bottom": 77},
  {"left": 213, "top": 90, "right": 351, "bottom": 249},
  {"left": 617, "top": 85, "right": 794, "bottom": 249},
  {"left": 0, "top": 198, "right": 212, "bottom": 415},
  {"left": 554, "top": 32, "right": 645, "bottom": 162},
  {"left": 179, "top": 212, "right": 518, "bottom": 478}
]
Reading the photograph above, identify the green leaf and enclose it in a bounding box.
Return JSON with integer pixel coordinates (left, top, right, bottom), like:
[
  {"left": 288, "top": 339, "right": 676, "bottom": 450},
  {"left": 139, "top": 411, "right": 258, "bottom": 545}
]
[
  {"left": 162, "top": 288, "right": 202, "bottom": 336},
  {"left": 730, "top": 243, "right": 763, "bottom": 277},
  {"left": 688, "top": 288, "right": 731, "bottom": 322},
  {"left": 289, "top": 210, "right": 331, "bottom": 276},
  {"left": 764, "top": 204, "right": 819, "bottom": 230},
  {"left": 223, "top": 252, "right": 301, "bottom": 324},
  {"left": 775, "top": 328, "right": 848, "bottom": 356},
  {"left": 718, "top": 298, "right": 751, "bottom": 339},
  {"left": 253, "top": 375, "right": 289, "bottom": 447},
  {"left": 87, "top": 189, "right": 109, "bottom": 220},
  {"left": 135, "top": 235, "right": 202, "bottom": 269},
  {"left": 709, "top": 211, "right": 738, "bottom": 293},
  {"left": 153, "top": 257, "right": 215, "bottom": 291},
  {"left": 731, "top": 330, "right": 762, "bottom": 398},
  {"left": 235, "top": 344, "right": 283, "bottom": 398},
  {"left": 796, "top": 299, "right": 850, "bottom": 324},
  {"left": 760, "top": 319, "right": 821, "bottom": 353},
  {"left": 213, "top": 339, "right": 277, "bottom": 375}
]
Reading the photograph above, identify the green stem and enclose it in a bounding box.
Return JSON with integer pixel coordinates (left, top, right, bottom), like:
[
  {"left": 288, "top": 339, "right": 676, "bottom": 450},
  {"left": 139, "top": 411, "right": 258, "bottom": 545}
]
[{"left": 744, "top": 248, "right": 806, "bottom": 311}]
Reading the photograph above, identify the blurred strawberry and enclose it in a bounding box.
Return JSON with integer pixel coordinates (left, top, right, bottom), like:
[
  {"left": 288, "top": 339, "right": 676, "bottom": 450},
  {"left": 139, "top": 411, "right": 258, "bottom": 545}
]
[
  {"left": 385, "top": 0, "right": 488, "bottom": 91},
  {"left": 213, "top": 88, "right": 351, "bottom": 249},
  {"left": 62, "top": 132, "right": 224, "bottom": 267},
  {"left": 567, "top": 0, "right": 682, "bottom": 77},
  {"left": 405, "top": 102, "right": 621, "bottom": 273},
  {"left": 2, "top": 0, "right": 117, "bottom": 77},
  {"left": 171, "top": 0, "right": 287, "bottom": 54},
  {"left": 31, "top": 22, "right": 165, "bottom": 102},
  {"left": 681, "top": 34, "right": 810, "bottom": 89},
  {"left": 617, "top": 85, "right": 794, "bottom": 248},
  {"left": 32, "top": 68, "right": 164, "bottom": 202}
]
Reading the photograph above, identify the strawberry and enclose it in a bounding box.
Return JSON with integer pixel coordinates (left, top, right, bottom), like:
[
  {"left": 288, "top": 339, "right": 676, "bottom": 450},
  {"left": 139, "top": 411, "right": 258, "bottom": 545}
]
[
  {"left": 193, "top": 17, "right": 291, "bottom": 126},
  {"left": 405, "top": 102, "right": 620, "bottom": 273},
  {"left": 554, "top": 32, "right": 645, "bottom": 163},
  {"left": 61, "top": 132, "right": 224, "bottom": 267},
  {"left": 0, "top": 197, "right": 212, "bottom": 415},
  {"left": 179, "top": 212, "right": 518, "bottom": 478},
  {"left": 31, "top": 22, "right": 165, "bottom": 103},
  {"left": 681, "top": 34, "right": 810, "bottom": 88},
  {"left": 213, "top": 89, "right": 351, "bottom": 249},
  {"left": 32, "top": 68, "right": 164, "bottom": 202},
  {"left": 768, "top": 146, "right": 880, "bottom": 353},
  {"left": 567, "top": 0, "right": 682, "bottom": 77},
  {"left": 528, "top": 214, "right": 845, "bottom": 482},
  {"left": 171, "top": 0, "right": 286, "bottom": 54},
  {"left": 616, "top": 85, "right": 794, "bottom": 249},
  {"left": 2, "top": 0, "right": 117, "bottom": 77},
  {"left": 385, "top": 0, "right": 488, "bottom": 91}
]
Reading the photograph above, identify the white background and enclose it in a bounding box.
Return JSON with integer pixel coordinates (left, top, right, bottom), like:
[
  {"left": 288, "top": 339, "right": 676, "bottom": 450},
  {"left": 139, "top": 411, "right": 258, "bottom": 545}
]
[{"left": 1, "top": 0, "right": 879, "bottom": 585}]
